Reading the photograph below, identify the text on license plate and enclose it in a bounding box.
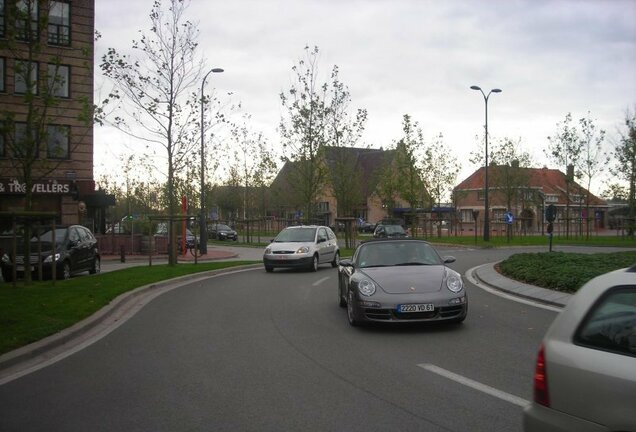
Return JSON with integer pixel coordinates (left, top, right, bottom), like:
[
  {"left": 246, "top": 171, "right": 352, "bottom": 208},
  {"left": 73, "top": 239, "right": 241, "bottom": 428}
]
[{"left": 398, "top": 303, "right": 434, "bottom": 313}]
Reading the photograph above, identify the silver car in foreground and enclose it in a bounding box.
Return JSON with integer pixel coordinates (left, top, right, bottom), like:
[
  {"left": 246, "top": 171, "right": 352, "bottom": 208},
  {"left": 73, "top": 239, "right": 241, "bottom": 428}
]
[
  {"left": 523, "top": 265, "right": 636, "bottom": 432},
  {"left": 263, "top": 225, "right": 339, "bottom": 272}
]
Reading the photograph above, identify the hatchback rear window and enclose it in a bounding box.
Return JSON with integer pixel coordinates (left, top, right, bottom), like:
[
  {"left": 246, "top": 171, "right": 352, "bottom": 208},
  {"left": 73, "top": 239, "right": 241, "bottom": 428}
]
[{"left": 574, "top": 286, "right": 636, "bottom": 357}]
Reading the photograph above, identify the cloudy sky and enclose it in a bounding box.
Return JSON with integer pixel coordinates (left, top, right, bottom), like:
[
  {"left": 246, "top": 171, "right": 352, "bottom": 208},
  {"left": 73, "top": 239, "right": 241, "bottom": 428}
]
[{"left": 94, "top": 0, "right": 636, "bottom": 194}]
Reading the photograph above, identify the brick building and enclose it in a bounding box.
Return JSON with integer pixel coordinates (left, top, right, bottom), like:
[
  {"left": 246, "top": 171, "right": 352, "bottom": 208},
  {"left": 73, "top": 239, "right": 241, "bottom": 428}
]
[{"left": 0, "top": 0, "right": 111, "bottom": 231}]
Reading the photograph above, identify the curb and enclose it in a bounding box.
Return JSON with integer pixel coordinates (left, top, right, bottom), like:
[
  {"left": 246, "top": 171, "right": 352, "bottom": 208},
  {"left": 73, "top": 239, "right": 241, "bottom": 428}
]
[
  {"left": 0, "top": 263, "right": 262, "bottom": 379},
  {"left": 471, "top": 262, "right": 572, "bottom": 308}
]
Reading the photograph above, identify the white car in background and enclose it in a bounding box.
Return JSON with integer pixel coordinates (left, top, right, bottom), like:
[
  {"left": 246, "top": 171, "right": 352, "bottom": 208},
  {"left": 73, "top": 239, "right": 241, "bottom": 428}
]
[
  {"left": 263, "top": 225, "right": 339, "bottom": 272},
  {"left": 523, "top": 265, "right": 636, "bottom": 431}
]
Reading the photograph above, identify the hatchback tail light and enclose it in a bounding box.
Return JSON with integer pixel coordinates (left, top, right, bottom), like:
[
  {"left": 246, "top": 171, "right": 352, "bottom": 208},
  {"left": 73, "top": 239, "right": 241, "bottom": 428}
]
[{"left": 533, "top": 344, "right": 550, "bottom": 406}]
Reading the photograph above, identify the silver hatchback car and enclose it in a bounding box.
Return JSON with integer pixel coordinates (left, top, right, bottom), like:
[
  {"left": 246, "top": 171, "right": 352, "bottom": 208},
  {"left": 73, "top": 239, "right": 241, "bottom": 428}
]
[
  {"left": 523, "top": 265, "right": 636, "bottom": 432},
  {"left": 263, "top": 225, "right": 340, "bottom": 272}
]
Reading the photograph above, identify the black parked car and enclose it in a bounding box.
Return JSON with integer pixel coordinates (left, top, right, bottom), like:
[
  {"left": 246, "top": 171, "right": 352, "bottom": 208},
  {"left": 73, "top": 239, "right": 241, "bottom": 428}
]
[
  {"left": 1, "top": 225, "right": 100, "bottom": 281},
  {"left": 373, "top": 224, "right": 407, "bottom": 238},
  {"left": 208, "top": 224, "right": 238, "bottom": 241}
]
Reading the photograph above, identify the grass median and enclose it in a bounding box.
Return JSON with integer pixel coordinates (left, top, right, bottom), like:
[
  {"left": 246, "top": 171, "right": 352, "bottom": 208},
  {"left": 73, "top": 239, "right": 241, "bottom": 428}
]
[
  {"left": 0, "top": 261, "right": 258, "bottom": 356},
  {"left": 498, "top": 251, "right": 636, "bottom": 293}
]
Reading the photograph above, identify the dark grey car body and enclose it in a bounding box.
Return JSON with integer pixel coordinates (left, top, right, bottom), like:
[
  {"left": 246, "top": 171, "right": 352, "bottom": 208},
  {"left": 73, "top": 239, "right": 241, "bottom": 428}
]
[
  {"left": 338, "top": 239, "right": 467, "bottom": 325},
  {"left": 1, "top": 225, "right": 100, "bottom": 281}
]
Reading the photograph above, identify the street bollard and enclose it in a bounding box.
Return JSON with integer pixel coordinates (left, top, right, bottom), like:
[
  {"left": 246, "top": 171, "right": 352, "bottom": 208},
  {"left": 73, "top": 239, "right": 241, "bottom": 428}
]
[{"left": 120, "top": 245, "right": 126, "bottom": 263}]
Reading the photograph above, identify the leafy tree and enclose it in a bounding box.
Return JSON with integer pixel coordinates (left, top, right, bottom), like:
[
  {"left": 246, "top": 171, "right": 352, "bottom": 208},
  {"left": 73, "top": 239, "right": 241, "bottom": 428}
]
[
  {"left": 421, "top": 133, "right": 460, "bottom": 236},
  {"left": 100, "top": 0, "right": 204, "bottom": 265},
  {"left": 324, "top": 65, "right": 367, "bottom": 218},
  {"left": 394, "top": 115, "right": 427, "bottom": 232},
  {"left": 577, "top": 112, "right": 607, "bottom": 238},
  {"left": 545, "top": 113, "right": 583, "bottom": 238},
  {"left": 610, "top": 108, "right": 636, "bottom": 236},
  {"left": 279, "top": 45, "right": 328, "bottom": 221}
]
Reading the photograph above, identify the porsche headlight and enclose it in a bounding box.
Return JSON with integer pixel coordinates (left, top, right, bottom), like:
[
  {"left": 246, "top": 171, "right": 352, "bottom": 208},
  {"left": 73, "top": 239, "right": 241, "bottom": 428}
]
[
  {"left": 296, "top": 246, "right": 310, "bottom": 254},
  {"left": 1, "top": 253, "right": 9, "bottom": 264},
  {"left": 446, "top": 274, "right": 464, "bottom": 293},
  {"left": 358, "top": 279, "right": 376, "bottom": 296},
  {"left": 44, "top": 253, "right": 61, "bottom": 263}
]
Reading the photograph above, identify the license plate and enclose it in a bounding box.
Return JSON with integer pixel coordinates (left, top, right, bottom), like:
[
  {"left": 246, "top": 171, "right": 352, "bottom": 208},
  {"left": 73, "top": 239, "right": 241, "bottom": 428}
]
[{"left": 398, "top": 303, "right": 434, "bottom": 313}]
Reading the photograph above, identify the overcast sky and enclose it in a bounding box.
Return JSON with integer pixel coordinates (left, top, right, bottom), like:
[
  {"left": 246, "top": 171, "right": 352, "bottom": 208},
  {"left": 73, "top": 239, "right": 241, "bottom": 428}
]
[{"left": 94, "top": 0, "right": 636, "bottom": 194}]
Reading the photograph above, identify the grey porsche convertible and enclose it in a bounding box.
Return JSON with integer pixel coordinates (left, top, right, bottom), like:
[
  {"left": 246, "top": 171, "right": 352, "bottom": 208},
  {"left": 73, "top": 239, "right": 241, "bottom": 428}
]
[{"left": 338, "top": 238, "right": 467, "bottom": 326}]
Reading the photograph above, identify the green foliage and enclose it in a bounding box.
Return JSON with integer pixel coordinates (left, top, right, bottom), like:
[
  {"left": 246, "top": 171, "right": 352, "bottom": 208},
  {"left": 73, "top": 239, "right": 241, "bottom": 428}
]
[{"left": 499, "top": 251, "right": 636, "bottom": 292}]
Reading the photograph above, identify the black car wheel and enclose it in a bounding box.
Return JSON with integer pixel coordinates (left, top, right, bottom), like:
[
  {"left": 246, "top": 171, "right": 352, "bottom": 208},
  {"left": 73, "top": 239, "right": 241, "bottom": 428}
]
[
  {"left": 60, "top": 261, "right": 71, "bottom": 280},
  {"left": 1, "top": 267, "right": 13, "bottom": 282},
  {"left": 338, "top": 277, "right": 346, "bottom": 308},
  {"left": 347, "top": 289, "right": 360, "bottom": 326},
  {"left": 310, "top": 254, "right": 319, "bottom": 272},
  {"left": 331, "top": 251, "right": 340, "bottom": 268},
  {"left": 89, "top": 257, "right": 100, "bottom": 275},
  {"left": 265, "top": 265, "right": 273, "bottom": 273}
]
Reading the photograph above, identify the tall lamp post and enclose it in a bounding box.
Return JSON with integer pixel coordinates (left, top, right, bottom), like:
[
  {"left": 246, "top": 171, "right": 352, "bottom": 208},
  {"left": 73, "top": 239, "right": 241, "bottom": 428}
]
[
  {"left": 200, "top": 67, "right": 224, "bottom": 255},
  {"left": 470, "top": 85, "right": 502, "bottom": 242}
]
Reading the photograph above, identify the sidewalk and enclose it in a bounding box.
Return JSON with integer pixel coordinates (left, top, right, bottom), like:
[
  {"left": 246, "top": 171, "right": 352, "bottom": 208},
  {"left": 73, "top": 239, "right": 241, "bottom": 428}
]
[
  {"left": 100, "top": 248, "right": 239, "bottom": 263},
  {"left": 471, "top": 262, "right": 572, "bottom": 308}
]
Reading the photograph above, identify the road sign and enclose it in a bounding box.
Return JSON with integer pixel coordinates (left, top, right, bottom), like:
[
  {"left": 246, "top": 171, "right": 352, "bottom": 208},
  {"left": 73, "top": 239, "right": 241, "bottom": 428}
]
[
  {"left": 504, "top": 212, "right": 514, "bottom": 225},
  {"left": 546, "top": 204, "right": 557, "bottom": 223}
]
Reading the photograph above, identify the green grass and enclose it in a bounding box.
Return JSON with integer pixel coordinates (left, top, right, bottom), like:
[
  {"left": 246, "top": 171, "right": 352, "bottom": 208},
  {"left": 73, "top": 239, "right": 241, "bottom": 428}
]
[
  {"left": 0, "top": 261, "right": 257, "bottom": 355},
  {"left": 498, "top": 251, "right": 636, "bottom": 293}
]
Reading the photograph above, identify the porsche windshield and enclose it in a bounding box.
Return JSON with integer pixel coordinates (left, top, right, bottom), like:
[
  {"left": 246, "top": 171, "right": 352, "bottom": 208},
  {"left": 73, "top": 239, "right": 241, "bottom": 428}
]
[{"left": 275, "top": 228, "right": 317, "bottom": 242}]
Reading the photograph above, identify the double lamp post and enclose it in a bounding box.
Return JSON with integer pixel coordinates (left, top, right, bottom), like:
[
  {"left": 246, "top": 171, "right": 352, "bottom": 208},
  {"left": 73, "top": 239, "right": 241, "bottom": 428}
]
[
  {"left": 470, "top": 85, "right": 501, "bottom": 242},
  {"left": 200, "top": 67, "right": 224, "bottom": 255}
]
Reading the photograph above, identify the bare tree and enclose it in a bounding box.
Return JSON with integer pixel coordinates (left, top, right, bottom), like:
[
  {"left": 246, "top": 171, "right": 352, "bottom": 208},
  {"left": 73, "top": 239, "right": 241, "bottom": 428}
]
[
  {"left": 279, "top": 45, "right": 328, "bottom": 222},
  {"left": 100, "top": 0, "right": 204, "bottom": 265},
  {"left": 610, "top": 108, "right": 636, "bottom": 236}
]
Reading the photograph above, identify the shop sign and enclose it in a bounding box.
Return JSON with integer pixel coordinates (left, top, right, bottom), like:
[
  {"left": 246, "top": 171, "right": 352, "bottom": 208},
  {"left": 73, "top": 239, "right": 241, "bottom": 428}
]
[{"left": 0, "top": 179, "right": 72, "bottom": 194}]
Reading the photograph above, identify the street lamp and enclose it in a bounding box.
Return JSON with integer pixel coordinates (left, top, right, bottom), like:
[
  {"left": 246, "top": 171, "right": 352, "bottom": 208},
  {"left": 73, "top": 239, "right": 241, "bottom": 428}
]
[
  {"left": 200, "top": 67, "right": 224, "bottom": 255},
  {"left": 470, "top": 85, "right": 502, "bottom": 242}
]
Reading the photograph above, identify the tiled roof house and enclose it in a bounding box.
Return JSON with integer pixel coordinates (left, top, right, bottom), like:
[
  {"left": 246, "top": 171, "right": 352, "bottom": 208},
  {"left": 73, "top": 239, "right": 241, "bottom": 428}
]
[
  {"left": 269, "top": 147, "right": 399, "bottom": 226},
  {"left": 454, "top": 166, "right": 609, "bottom": 235}
]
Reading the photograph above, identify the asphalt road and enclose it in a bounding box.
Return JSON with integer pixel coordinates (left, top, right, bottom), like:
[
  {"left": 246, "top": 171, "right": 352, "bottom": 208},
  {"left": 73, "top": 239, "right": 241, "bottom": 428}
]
[{"left": 0, "top": 245, "right": 567, "bottom": 432}]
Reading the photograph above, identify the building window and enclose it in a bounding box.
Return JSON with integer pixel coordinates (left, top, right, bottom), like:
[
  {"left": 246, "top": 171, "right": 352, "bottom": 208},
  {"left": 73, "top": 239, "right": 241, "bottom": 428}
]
[
  {"left": 492, "top": 208, "right": 506, "bottom": 223},
  {"left": 48, "top": 1, "right": 70, "bottom": 46},
  {"left": 15, "top": 0, "right": 38, "bottom": 42},
  {"left": 0, "top": 131, "right": 5, "bottom": 158},
  {"left": 0, "top": 57, "right": 5, "bottom": 92},
  {"left": 14, "top": 60, "right": 38, "bottom": 94},
  {"left": 47, "top": 63, "right": 69, "bottom": 97},
  {"left": 545, "top": 194, "right": 559, "bottom": 203},
  {"left": 0, "top": 0, "right": 5, "bottom": 38},
  {"left": 460, "top": 209, "right": 474, "bottom": 223},
  {"left": 318, "top": 201, "right": 329, "bottom": 213},
  {"left": 15, "top": 122, "right": 36, "bottom": 158},
  {"left": 477, "top": 191, "right": 484, "bottom": 201},
  {"left": 47, "top": 125, "right": 69, "bottom": 159}
]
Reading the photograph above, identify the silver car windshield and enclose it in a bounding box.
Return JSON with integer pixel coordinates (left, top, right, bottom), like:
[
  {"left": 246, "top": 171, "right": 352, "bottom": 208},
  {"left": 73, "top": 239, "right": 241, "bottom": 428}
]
[
  {"left": 358, "top": 242, "right": 442, "bottom": 268},
  {"left": 275, "top": 227, "right": 317, "bottom": 242}
]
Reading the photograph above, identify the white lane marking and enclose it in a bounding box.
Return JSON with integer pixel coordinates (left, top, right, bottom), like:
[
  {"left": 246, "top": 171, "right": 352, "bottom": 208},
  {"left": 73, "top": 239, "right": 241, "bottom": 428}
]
[
  {"left": 465, "top": 265, "right": 562, "bottom": 312},
  {"left": 418, "top": 363, "right": 530, "bottom": 408},
  {"left": 313, "top": 276, "right": 330, "bottom": 286}
]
